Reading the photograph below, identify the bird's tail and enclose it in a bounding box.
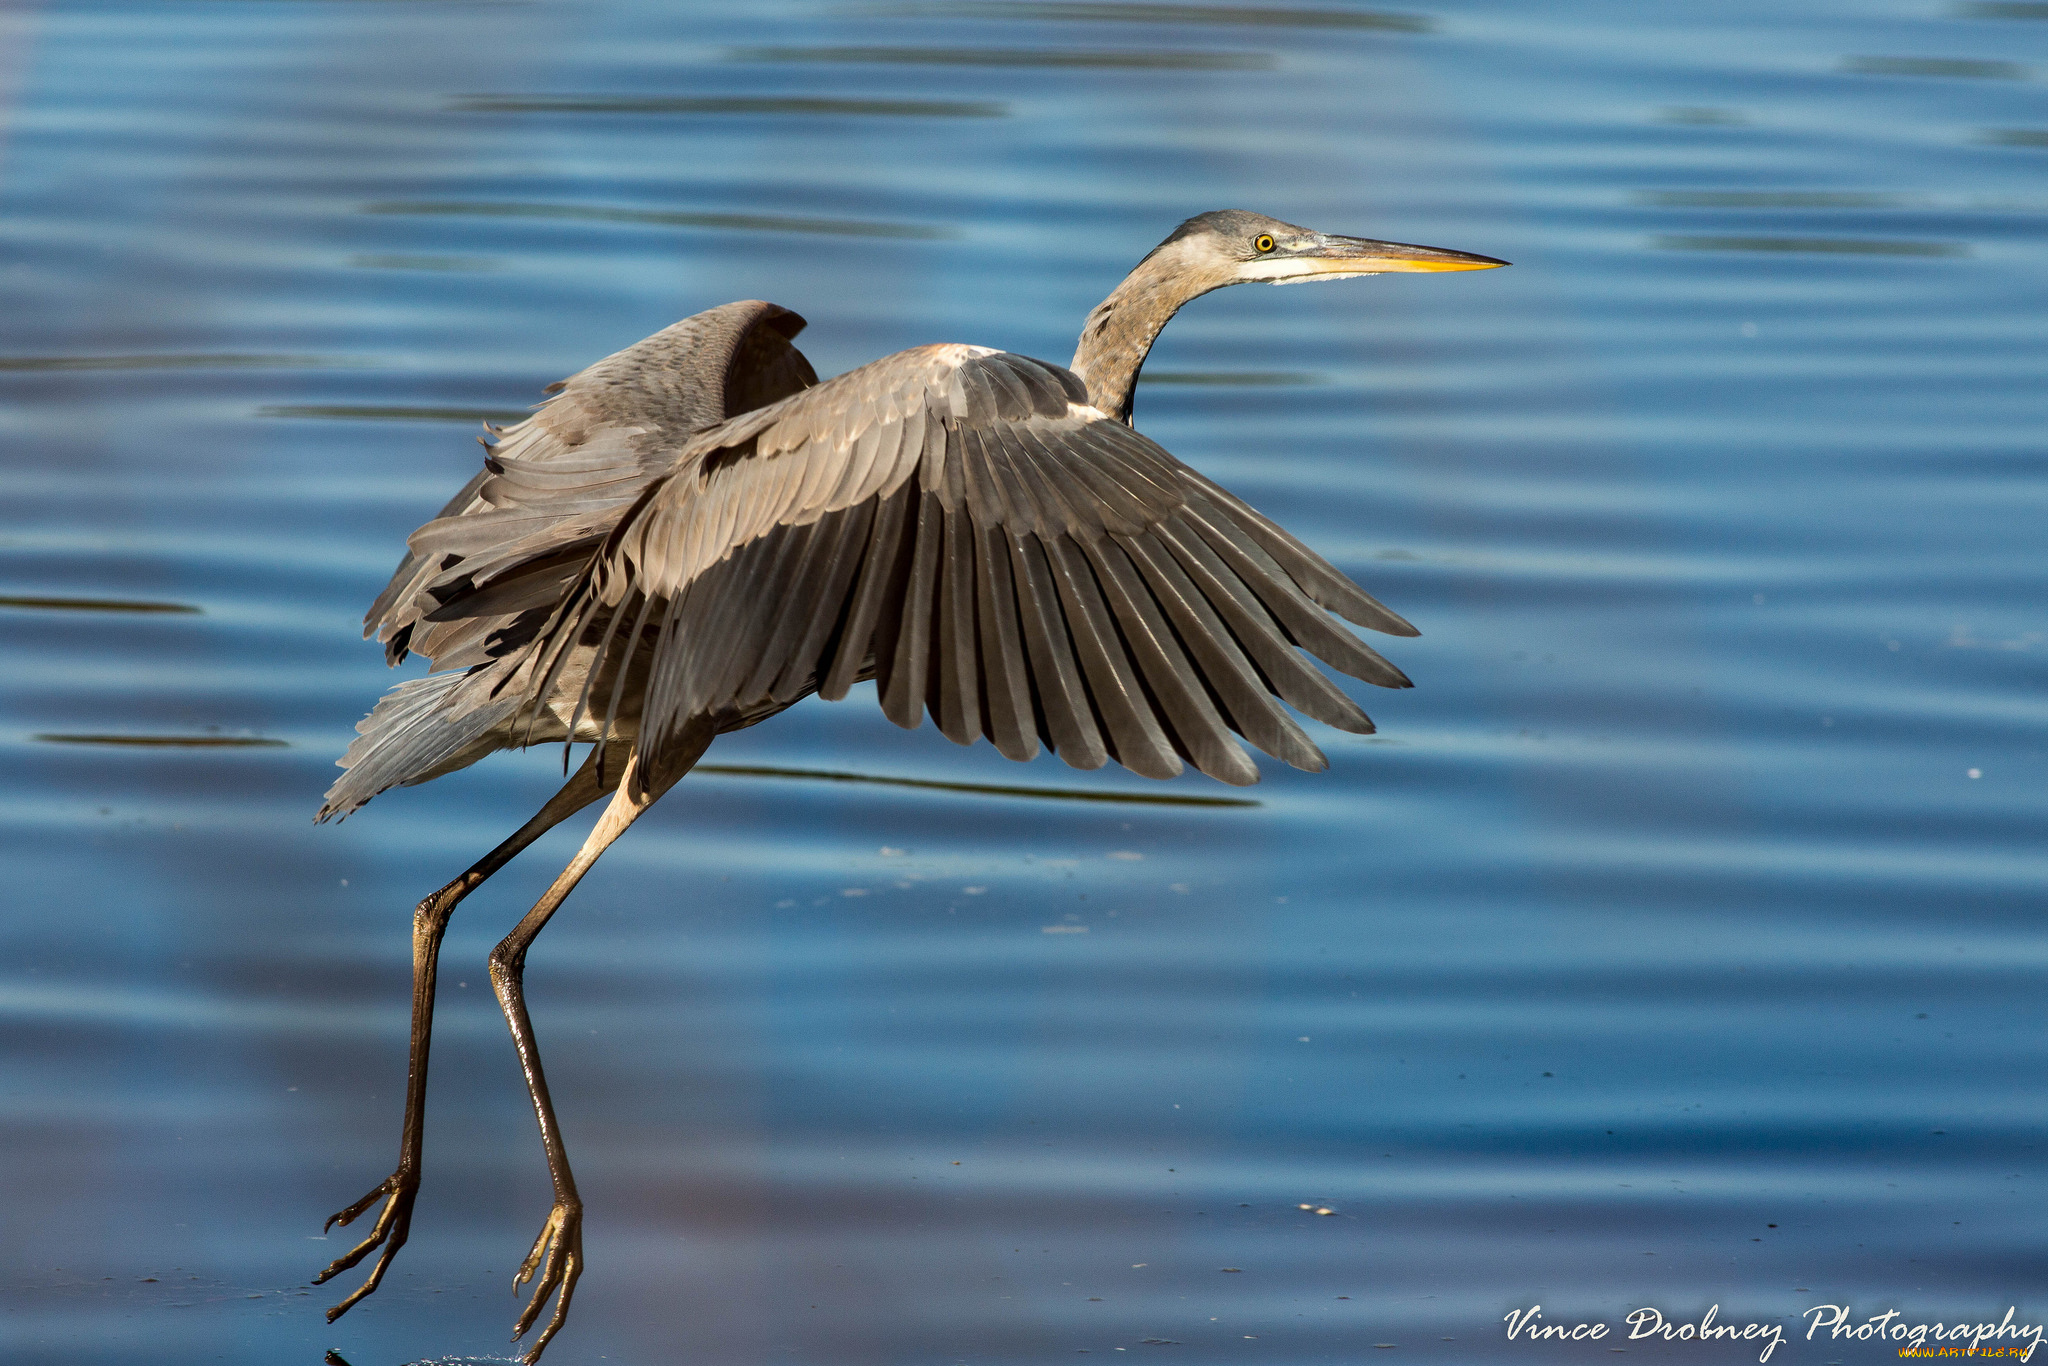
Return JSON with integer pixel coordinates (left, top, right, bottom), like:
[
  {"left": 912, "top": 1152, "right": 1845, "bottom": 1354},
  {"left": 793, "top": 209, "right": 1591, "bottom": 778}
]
[{"left": 317, "top": 670, "right": 518, "bottom": 822}]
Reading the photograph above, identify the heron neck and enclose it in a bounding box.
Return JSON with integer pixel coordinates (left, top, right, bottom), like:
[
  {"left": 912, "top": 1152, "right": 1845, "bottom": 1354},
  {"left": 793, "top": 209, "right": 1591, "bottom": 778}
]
[{"left": 1068, "top": 248, "right": 1220, "bottom": 425}]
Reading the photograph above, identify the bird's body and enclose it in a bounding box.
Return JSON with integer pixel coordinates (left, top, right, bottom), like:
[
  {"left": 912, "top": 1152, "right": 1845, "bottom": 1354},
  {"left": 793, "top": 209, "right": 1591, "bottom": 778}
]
[
  {"left": 323, "top": 299, "right": 821, "bottom": 811},
  {"left": 312, "top": 211, "right": 1504, "bottom": 1359}
]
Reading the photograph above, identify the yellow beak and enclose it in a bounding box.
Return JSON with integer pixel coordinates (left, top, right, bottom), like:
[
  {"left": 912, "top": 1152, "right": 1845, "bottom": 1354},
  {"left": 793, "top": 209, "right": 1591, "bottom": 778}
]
[{"left": 1303, "top": 234, "right": 1510, "bottom": 272}]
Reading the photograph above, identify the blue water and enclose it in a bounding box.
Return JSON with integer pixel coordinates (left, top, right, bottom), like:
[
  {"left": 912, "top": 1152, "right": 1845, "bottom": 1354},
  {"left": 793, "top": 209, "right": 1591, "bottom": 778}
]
[{"left": 2, "top": 1, "right": 2044, "bottom": 1363}]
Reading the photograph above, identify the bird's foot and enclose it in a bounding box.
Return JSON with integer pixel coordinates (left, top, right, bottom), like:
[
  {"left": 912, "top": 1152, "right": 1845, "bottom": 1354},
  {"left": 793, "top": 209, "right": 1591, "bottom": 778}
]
[
  {"left": 313, "top": 1171, "right": 417, "bottom": 1320},
  {"left": 511, "top": 1198, "right": 583, "bottom": 1362}
]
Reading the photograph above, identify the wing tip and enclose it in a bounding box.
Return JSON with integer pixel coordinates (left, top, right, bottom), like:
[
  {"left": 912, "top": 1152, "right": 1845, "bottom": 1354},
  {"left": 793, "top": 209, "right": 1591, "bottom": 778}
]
[
  {"left": 1055, "top": 740, "right": 1111, "bottom": 772},
  {"left": 1205, "top": 755, "right": 1263, "bottom": 787},
  {"left": 1280, "top": 740, "right": 1330, "bottom": 774}
]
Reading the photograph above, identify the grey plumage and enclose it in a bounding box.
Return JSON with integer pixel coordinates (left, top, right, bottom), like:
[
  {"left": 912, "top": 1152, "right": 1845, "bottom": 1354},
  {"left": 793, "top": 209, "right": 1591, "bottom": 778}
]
[
  {"left": 323, "top": 299, "right": 816, "bottom": 817},
  {"left": 312, "top": 211, "right": 1506, "bottom": 1361},
  {"left": 329, "top": 340, "right": 1408, "bottom": 814}
]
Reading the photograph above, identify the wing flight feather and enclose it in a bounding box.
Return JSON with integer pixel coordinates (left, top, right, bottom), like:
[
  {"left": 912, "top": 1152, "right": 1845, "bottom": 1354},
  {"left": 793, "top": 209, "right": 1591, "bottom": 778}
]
[{"left": 486, "top": 343, "right": 1410, "bottom": 787}]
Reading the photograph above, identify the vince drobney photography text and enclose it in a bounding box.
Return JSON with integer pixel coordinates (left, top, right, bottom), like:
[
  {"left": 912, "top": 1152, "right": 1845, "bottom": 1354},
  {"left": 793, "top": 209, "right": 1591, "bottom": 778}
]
[{"left": 1504, "top": 1303, "right": 2046, "bottom": 1362}]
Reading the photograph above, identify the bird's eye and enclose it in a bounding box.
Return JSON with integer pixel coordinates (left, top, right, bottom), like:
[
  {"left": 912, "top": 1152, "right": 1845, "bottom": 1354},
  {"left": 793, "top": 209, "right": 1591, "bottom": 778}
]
[{"left": 1254, "top": 234, "right": 1276, "bottom": 253}]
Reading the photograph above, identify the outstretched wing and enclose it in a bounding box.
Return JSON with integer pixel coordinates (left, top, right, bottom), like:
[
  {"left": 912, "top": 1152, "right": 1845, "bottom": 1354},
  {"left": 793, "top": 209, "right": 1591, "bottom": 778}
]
[
  {"left": 366, "top": 300, "right": 817, "bottom": 670},
  {"left": 318, "top": 301, "right": 818, "bottom": 821},
  {"left": 495, "top": 344, "right": 1416, "bottom": 787}
]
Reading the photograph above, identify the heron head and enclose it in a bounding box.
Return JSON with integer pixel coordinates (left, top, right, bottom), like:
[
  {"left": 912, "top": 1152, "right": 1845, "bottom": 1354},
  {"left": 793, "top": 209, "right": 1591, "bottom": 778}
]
[{"left": 1150, "top": 209, "right": 1508, "bottom": 289}]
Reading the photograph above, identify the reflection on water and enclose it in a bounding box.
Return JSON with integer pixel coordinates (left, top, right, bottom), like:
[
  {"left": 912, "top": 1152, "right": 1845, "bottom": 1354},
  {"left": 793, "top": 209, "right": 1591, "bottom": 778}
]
[
  {"left": 1655, "top": 105, "right": 1748, "bottom": 124},
  {"left": 1841, "top": 55, "right": 2031, "bottom": 78},
  {"left": 0, "top": 353, "right": 344, "bottom": 371},
  {"left": 258, "top": 405, "right": 533, "bottom": 424},
  {"left": 695, "top": 763, "right": 1263, "bottom": 807},
  {"left": 1652, "top": 234, "right": 1970, "bottom": 256},
  {"left": 448, "top": 94, "right": 1010, "bottom": 116},
  {"left": 32, "top": 734, "right": 290, "bottom": 748},
  {"left": 0, "top": 595, "right": 202, "bottom": 614},
  {"left": 1137, "top": 370, "right": 1318, "bottom": 385},
  {"left": 361, "top": 200, "right": 956, "bottom": 237},
  {"left": 1634, "top": 191, "right": 1922, "bottom": 209},
  {"left": 3, "top": 0, "right": 2045, "bottom": 1362},
  {"left": 872, "top": 2, "right": 1435, "bottom": 32},
  {"left": 347, "top": 253, "right": 500, "bottom": 272},
  {"left": 729, "top": 44, "right": 1277, "bottom": 68}
]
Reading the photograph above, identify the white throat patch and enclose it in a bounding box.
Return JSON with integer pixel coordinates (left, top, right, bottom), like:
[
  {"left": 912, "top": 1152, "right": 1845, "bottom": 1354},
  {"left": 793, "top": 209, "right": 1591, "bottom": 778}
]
[{"left": 1238, "top": 257, "right": 1384, "bottom": 285}]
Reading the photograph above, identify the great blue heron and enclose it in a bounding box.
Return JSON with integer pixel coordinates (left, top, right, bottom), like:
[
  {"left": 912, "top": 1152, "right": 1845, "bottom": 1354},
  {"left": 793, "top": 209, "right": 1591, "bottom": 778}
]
[{"left": 311, "top": 209, "right": 1505, "bottom": 1358}]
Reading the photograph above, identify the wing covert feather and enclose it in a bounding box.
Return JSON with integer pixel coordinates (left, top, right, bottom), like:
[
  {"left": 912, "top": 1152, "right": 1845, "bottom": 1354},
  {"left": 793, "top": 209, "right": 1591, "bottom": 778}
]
[
  {"left": 508, "top": 344, "right": 1412, "bottom": 787},
  {"left": 362, "top": 300, "right": 819, "bottom": 671}
]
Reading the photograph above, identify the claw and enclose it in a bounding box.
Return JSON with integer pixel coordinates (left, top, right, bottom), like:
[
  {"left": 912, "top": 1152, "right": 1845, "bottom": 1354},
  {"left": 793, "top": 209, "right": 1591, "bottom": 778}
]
[
  {"left": 313, "top": 1172, "right": 418, "bottom": 1321},
  {"left": 510, "top": 1200, "right": 583, "bottom": 1362},
  {"left": 321, "top": 1181, "right": 386, "bottom": 1236}
]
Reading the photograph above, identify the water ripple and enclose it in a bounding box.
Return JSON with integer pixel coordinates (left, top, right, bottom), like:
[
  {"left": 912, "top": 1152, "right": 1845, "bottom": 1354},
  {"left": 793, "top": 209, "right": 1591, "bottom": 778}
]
[
  {"left": 448, "top": 94, "right": 1008, "bottom": 117},
  {"left": 1651, "top": 234, "right": 1970, "bottom": 256},
  {"left": 1840, "top": 55, "right": 2032, "bottom": 79},
  {"left": 866, "top": 2, "right": 1435, "bottom": 31},
  {"left": 360, "top": 200, "right": 957, "bottom": 238},
  {"left": 31, "top": 734, "right": 289, "bottom": 748},
  {"left": 0, "top": 596, "right": 202, "bottom": 614},
  {"left": 2, "top": 0, "right": 2043, "bottom": 1358},
  {"left": 0, "top": 353, "right": 350, "bottom": 372},
  {"left": 696, "top": 763, "right": 1260, "bottom": 806},
  {"left": 257, "top": 404, "right": 529, "bottom": 423},
  {"left": 728, "top": 44, "right": 1276, "bottom": 69}
]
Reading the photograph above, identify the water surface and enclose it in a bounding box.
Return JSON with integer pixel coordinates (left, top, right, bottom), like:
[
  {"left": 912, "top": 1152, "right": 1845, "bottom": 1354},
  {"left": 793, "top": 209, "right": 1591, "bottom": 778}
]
[{"left": 1, "top": 1, "right": 2043, "bottom": 1363}]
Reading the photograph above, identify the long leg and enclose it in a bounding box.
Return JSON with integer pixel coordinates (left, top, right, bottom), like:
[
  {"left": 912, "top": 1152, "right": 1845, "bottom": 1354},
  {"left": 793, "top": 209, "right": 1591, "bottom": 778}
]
[
  {"left": 488, "top": 736, "right": 708, "bottom": 1361},
  {"left": 316, "top": 750, "right": 618, "bottom": 1319}
]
